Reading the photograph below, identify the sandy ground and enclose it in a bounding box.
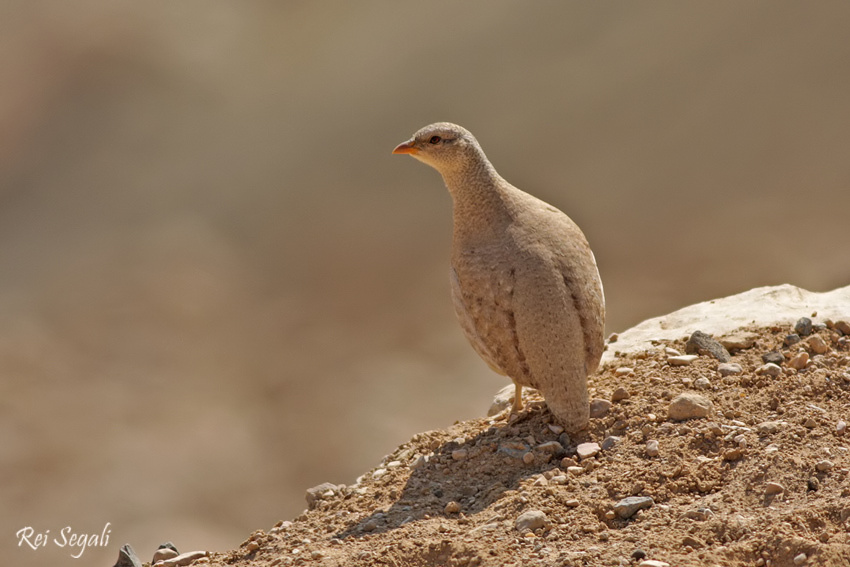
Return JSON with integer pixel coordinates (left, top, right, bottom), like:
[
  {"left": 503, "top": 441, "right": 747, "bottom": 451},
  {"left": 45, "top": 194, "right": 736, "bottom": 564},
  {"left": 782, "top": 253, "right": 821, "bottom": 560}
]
[{"left": 177, "top": 320, "right": 850, "bottom": 567}]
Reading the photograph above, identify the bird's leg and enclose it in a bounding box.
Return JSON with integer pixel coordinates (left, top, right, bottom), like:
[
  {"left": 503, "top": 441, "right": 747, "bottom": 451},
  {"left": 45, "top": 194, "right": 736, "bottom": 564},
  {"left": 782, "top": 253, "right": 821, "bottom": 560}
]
[{"left": 512, "top": 383, "right": 524, "bottom": 413}]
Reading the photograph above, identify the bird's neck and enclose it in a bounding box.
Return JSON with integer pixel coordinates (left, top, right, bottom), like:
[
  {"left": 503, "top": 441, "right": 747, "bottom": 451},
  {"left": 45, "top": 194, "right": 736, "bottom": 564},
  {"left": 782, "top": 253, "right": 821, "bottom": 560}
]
[{"left": 441, "top": 159, "right": 515, "bottom": 246}]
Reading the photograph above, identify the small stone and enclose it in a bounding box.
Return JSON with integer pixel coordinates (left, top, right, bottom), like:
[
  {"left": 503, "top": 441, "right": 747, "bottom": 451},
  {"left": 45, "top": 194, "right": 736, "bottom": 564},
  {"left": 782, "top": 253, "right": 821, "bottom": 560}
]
[
  {"left": 723, "top": 448, "right": 744, "bottom": 461},
  {"left": 762, "top": 351, "right": 785, "bottom": 365},
  {"left": 565, "top": 498, "right": 580, "bottom": 507},
  {"left": 757, "top": 421, "right": 783, "bottom": 435},
  {"left": 756, "top": 363, "right": 782, "bottom": 377},
  {"left": 645, "top": 440, "right": 659, "bottom": 457},
  {"left": 567, "top": 466, "right": 585, "bottom": 475},
  {"left": 601, "top": 436, "right": 621, "bottom": 451},
  {"left": 835, "top": 320, "right": 850, "bottom": 335},
  {"left": 522, "top": 452, "right": 535, "bottom": 465},
  {"left": 668, "top": 393, "right": 713, "bottom": 420},
  {"left": 667, "top": 354, "right": 698, "bottom": 366},
  {"left": 785, "top": 334, "right": 801, "bottom": 346},
  {"left": 807, "top": 477, "right": 820, "bottom": 491},
  {"left": 804, "top": 417, "right": 817, "bottom": 429},
  {"left": 612, "top": 387, "right": 630, "bottom": 402},
  {"left": 589, "top": 398, "right": 612, "bottom": 418},
  {"left": 560, "top": 456, "right": 578, "bottom": 468},
  {"left": 244, "top": 541, "right": 259, "bottom": 553},
  {"left": 615, "top": 366, "right": 634, "bottom": 376},
  {"left": 536, "top": 441, "right": 564, "bottom": 456},
  {"left": 719, "top": 332, "right": 758, "bottom": 351},
  {"left": 576, "top": 442, "right": 601, "bottom": 460},
  {"left": 795, "top": 317, "right": 813, "bottom": 336},
  {"left": 306, "top": 482, "right": 340, "bottom": 507},
  {"left": 114, "top": 545, "right": 143, "bottom": 567},
  {"left": 685, "top": 330, "right": 731, "bottom": 362},
  {"left": 694, "top": 377, "right": 711, "bottom": 389},
  {"left": 631, "top": 549, "right": 647, "bottom": 560},
  {"left": 452, "top": 449, "right": 468, "bottom": 461},
  {"left": 816, "top": 460, "right": 834, "bottom": 472},
  {"left": 837, "top": 420, "right": 847, "bottom": 436},
  {"left": 613, "top": 496, "right": 654, "bottom": 519},
  {"left": 765, "top": 482, "right": 785, "bottom": 495},
  {"left": 515, "top": 510, "right": 547, "bottom": 532},
  {"left": 684, "top": 508, "right": 713, "bottom": 521},
  {"left": 788, "top": 352, "right": 810, "bottom": 370},
  {"left": 362, "top": 520, "right": 378, "bottom": 532},
  {"left": 156, "top": 551, "right": 209, "bottom": 567},
  {"left": 717, "top": 363, "right": 742, "bottom": 377},
  {"left": 807, "top": 335, "right": 829, "bottom": 355},
  {"left": 639, "top": 560, "right": 670, "bottom": 567},
  {"left": 608, "top": 332, "right": 619, "bottom": 342},
  {"left": 550, "top": 474, "right": 568, "bottom": 485},
  {"left": 152, "top": 547, "right": 179, "bottom": 565},
  {"left": 488, "top": 384, "right": 516, "bottom": 416},
  {"left": 793, "top": 552, "right": 807, "bottom": 565},
  {"left": 681, "top": 535, "right": 705, "bottom": 549},
  {"left": 665, "top": 347, "right": 682, "bottom": 356},
  {"left": 548, "top": 423, "right": 564, "bottom": 435},
  {"left": 444, "top": 501, "right": 461, "bottom": 514},
  {"left": 311, "top": 551, "right": 324, "bottom": 560}
]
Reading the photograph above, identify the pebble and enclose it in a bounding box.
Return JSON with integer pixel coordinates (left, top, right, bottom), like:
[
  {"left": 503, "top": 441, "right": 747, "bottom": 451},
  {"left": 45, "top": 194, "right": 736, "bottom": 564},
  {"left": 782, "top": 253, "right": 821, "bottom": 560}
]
[
  {"left": 565, "top": 498, "right": 580, "bottom": 507},
  {"left": 576, "top": 442, "right": 601, "bottom": 460},
  {"left": 537, "top": 441, "right": 564, "bottom": 455},
  {"left": 305, "top": 482, "right": 341, "bottom": 507},
  {"left": 765, "top": 482, "right": 785, "bottom": 495},
  {"left": 452, "top": 449, "right": 468, "bottom": 461},
  {"left": 115, "top": 545, "right": 143, "bottom": 567},
  {"left": 757, "top": 421, "right": 783, "bottom": 435},
  {"left": 567, "top": 466, "right": 585, "bottom": 475},
  {"left": 723, "top": 448, "right": 744, "bottom": 461},
  {"left": 816, "top": 460, "right": 834, "bottom": 472},
  {"left": 837, "top": 420, "right": 847, "bottom": 436},
  {"left": 804, "top": 417, "right": 817, "bottom": 429},
  {"left": 668, "top": 393, "right": 713, "bottom": 420},
  {"left": 632, "top": 549, "right": 647, "bottom": 560},
  {"left": 681, "top": 535, "right": 705, "bottom": 549},
  {"left": 244, "top": 541, "right": 259, "bottom": 553},
  {"left": 762, "top": 351, "right": 785, "bottom": 365},
  {"left": 548, "top": 423, "right": 564, "bottom": 435},
  {"left": 639, "top": 560, "right": 670, "bottom": 567},
  {"left": 684, "top": 508, "right": 713, "bottom": 521},
  {"left": 515, "top": 510, "right": 547, "bottom": 533},
  {"left": 719, "top": 332, "right": 758, "bottom": 351},
  {"left": 614, "top": 496, "right": 654, "bottom": 519},
  {"left": 795, "top": 317, "right": 813, "bottom": 336},
  {"left": 685, "top": 330, "right": 731, "bottom": 362},
  {"left": 694, "top": 377, "right": 711, "bottom": 389},
  {"left": 756, "top": 363, "right": 782, "bottom": 377},
  {"left": 835, "top": 320, "right": 850, "bottom": 335},
  {"left": 601, "top": 436, "right": 621, "bottom": 451},
  {"left": 793, "top": 552, "right": 807, "bottom": 565},
  {"left": 788, "top": 352, "right": 810, "bottom": 370},
  {"left": 550, "top": 474, "right": 569, "bottom": 485},
  {"left": 444, "top": 501, "right": 461, "bottom": 514},
  {"left": 667, "top": 354, "right": 698, "bottom": 366},
  {"left": 522, "top": 452, "right": 535, "bottom": 465},
  {"left": 665, "top": 347, "right": 682, "bottom": 356},
  {"left": 612, "top": 387, "right": 630, "bottom": 402},
  {"left": 152, "top": 547, "right": 179, "bottom": 565},
  {"left": 807, "top": 335, "right": 829, "bottom": 354},
  {"left": 717, "top": 363, "right": 742, "bottom": 376},
  {"left": 615, "top": 366, "right": 634, "bottom": 376},
  {"left": 589, "top": 398, "right": 612, "bottom": 418},
  {"left": 311, "top": 551, "right": 324, "bottom": 560},
  {"left": 156, "top": 551, "right": 210, "bottom": 567},
  {"left": 560, "top": 456, "right": 578, "bottom": 468},
  {"left": 785, "top": 334, "right": 801, "bottom": 346},
  {"left": 645, "top": 440, "right": 659, "bottom": 457}
]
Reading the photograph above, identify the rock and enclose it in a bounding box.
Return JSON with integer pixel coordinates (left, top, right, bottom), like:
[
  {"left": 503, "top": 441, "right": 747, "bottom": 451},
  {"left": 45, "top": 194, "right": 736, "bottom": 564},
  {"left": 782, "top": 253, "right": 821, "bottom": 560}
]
[
  {"left": 576, "top": 442, "right": 601, "bottom": 460},
  {"left": 537, "top": 441, "right": 564, "bottom": 455},
  {"left": 244, "top": 541, "right": 259, "bottom": 553},
  {"left": 522, "top": 451, "right": 535, "bottom": 465},
  {"left": 684, "top": 508, "right": 714, "bottom": 521},
  {"left": 682, "top": 535, "right": 705, "bottom": 549},
  {"left": 444, "top": 501, "right": 461, "bottom": 514},
  {"left": 685, "top": 330, "right": 731, "bottom": 361},
  {"left": 795, "top": 317, "right": 813, "bottom": 336},
  {"left": 639, "top": 561, "right": 670, "bottom": 567},
  {"left": 665, "top": 347, "right": 682, "bottom": 356},
  {"left": 785, "top": 334, "right": 801, "bottom": 346},
  {"left": 548, "top": 423, "right": 564, "bottom": 435},
  {"left": 515, "top": 510, "right": 547, "bottom": 533},
  {"left": 788, "top": 352, "right": 810, "bottom": 370},
  {"left": 566, "top": 466, "right": 585, "bottom": 475},
  {"left": 645, "top": 439, "right": 659, "bottom": 457},
  {"left": 667, "top": 354, "right": 698, "bottom": 366},
  {"left": 723, "top": 448, "right": 744, "bottom": 461},
  {"left": 804, "top": 417, "right": 818, "bottom": 429},
  {"left": 756, "top": 363, "right": 782, "bottom": 377},
  {"left": 808, "top": 477, "right": 820, "bottom": 491},
  {"left": 719, "top": 332, "right": 758, "bottom": 350},
  {"left": 807, "top": 335, "right": 829, "bottom": 354},
  {"left": 765, "top": 482, "right": 785, "bottom": 495},
  {"left": 152, "top": 548, "right": 179, "bottom": 565},
  {"left": 762, "top": 351, "right": 785, "bottom": 365},
  {"left": 451, "top": 449, "right": 468, "bottom": 461},
  {"left": 835, "top": 320, "right": 850, "bottom": 335},
  {"left": 837, "top": 420, "right": 847, "bottom": 436},
  {"left": 614, "top": 496, "right": 654, "bottom": 519},
  {"left": 156, "top": 551, "right": 210, "bottom": 567},
  {"left": 816, "top": 460, "right": 834, "bottom": 472},
  {"left": 114, "top": 545, "right": 143, "bottom": 567},
  {"left": 717, "top": 362, "right": 742, "bottom": 376},
  {"left": 561, "top": 456, "right": 578, "bottom": 468},
  {"left": 612, "top": 387, "right": 630, "bottom": 402},
  {"left": 632, "top": 549, "right": 647, "bottom": 560},
  {"left": 694, "top": 377, "right": 711, "bottom": 389},
  {"left": 362, "top": 520, "right": 378, "bottom": 532},
  {"left": 601, "top": 436, "right": 621, "bottom": 451},
  {"left": 793, "top": 552, "right": 808, "bottom": 565},
  {"left": 757, "top": 421, "right": 783, "bottom": 435},
  {"left": 615, "top": 366, "right": 634, "bottom": 376},
  {"left": 306, "top": 482, "right": 341, "bottom": 508},
  {"left": 589, "top": 398, "right": 612, "bottom": 418},
  {"left": 668, "top": 393, "right": 712, "bottom": 420},
  {"left": 488, "top": 384, "right": 516, "bottom": 416},
  {"left": 565, "top": 498, "right": 580, "bottom": 507}
]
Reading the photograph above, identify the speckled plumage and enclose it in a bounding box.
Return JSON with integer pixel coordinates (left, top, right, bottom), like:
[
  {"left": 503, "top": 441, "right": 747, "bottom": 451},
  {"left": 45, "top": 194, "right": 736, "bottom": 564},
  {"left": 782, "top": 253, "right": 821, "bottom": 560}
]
[{"left": 393, "top": 122, "right": 605, "bottom": 432}]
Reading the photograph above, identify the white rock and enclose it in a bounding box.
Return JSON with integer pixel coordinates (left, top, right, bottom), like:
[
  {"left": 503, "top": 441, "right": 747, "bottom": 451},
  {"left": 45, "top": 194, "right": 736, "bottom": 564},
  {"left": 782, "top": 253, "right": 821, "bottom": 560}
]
[
  {"left": 694, "top": 377, "right": 711, "bottom": 389},
  {"left": 793, "top": 552, "right": 807, "bottom": 565},
  {"left": 667, "top": 355, "right": 698, "bottom": 366},
  {"left": 756, "top": 363, "right": 782, "bottom": 377},
  {"left": 639, "top": 561, "right": 670, "bottom": 567},
  {"left": 515, "top": 510, "right": 547, "bottom": 533},
  {"left": 668, "top": 393, "right": 713, "bottom": 420},
  {"left": 717, "top": 363, "right": 742, "bottom": 376},
  {"left": 576, "top": 442, "right": 601, "bottom": 460},
  {"left": 646, "top": 440, "right": 659, "bottom": 457},
  {"left": 788, "top": 352, "right": 810, "bottom": 370}
]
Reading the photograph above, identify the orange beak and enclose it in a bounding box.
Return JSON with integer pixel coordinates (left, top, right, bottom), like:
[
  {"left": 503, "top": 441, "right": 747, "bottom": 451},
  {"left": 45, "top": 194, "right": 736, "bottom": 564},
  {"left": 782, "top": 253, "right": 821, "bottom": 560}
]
[{"left": 392, "top": 140, "right": 418, "bottom": 155}]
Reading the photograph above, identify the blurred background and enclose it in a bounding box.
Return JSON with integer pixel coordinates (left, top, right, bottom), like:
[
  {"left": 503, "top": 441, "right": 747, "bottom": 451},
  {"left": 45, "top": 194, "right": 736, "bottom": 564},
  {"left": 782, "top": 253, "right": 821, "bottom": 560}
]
[{"left": 3, "top": 2, "right": 849, "bottom": 565}]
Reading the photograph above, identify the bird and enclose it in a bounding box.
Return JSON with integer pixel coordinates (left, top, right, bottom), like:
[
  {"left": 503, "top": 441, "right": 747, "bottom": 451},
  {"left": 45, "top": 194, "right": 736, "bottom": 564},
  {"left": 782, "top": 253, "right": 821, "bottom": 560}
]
[{"left": 392, "top": 122, "right": 605, "bottom": 433}]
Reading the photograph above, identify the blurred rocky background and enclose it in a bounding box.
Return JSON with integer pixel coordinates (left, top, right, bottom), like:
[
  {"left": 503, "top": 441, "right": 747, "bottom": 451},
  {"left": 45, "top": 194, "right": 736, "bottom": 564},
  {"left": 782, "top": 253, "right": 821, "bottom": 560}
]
[{"left": 3, "top": 2, "right": 849, "bottom": 565}]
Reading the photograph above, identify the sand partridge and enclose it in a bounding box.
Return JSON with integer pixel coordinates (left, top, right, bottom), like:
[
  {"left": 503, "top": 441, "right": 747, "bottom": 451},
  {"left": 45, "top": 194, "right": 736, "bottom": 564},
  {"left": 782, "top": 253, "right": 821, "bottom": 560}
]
[{"left": 393, "top": 122, "right": 605, "bottom": 432}]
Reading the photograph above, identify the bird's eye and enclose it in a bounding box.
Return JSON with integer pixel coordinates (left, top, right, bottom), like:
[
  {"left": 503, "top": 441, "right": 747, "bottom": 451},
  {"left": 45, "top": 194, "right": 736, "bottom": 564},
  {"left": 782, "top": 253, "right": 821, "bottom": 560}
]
[{"left": 429, "top": 135, "right": 442, "bottom": 144}]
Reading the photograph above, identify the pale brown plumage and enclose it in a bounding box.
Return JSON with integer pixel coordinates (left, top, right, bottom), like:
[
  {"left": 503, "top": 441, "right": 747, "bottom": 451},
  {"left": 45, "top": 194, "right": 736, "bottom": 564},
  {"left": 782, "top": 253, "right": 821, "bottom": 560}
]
[{"left": 393, "top": 122, "right": 605, "bottom": 433}]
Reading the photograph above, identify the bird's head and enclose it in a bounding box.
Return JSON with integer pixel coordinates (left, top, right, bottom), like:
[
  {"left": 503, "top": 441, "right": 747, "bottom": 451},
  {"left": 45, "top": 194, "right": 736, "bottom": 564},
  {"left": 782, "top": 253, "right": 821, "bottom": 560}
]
[{"left": 392, "top": 122, "right": 486, "bottom": 174}]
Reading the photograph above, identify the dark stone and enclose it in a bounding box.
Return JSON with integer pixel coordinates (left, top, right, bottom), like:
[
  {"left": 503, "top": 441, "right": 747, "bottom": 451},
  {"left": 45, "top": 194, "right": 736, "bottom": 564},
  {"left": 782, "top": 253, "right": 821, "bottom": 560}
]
[
  {"left": 113, "top": 544, "right": 142, "bottom": 567},
  {"left": 807, "top": 477, "right": 820, "bottom": 491},
  {"left": 685, "top": 330, "right": 730, "bottom": 362},
  {"left": 631, "top": 549, "right": 647, "bottom": 560},
  {"left": 784, "top": 334, "right": 801, "bottom": 347},
  {"left": 157, "top": 542, "right": 179, "bottom": 553},
  {"left": 762, "top": 351, "right": 785, "bottom": 365},
  {"left": 795, "top": 317, "right": 813, "bottom": 337}
]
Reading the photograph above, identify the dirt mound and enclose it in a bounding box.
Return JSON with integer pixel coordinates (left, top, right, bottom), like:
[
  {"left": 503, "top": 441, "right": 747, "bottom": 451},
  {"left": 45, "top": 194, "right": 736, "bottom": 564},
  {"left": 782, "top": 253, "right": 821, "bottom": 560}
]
[{"left": 197, "top": 320, "right": 850, "bottom": 567}]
